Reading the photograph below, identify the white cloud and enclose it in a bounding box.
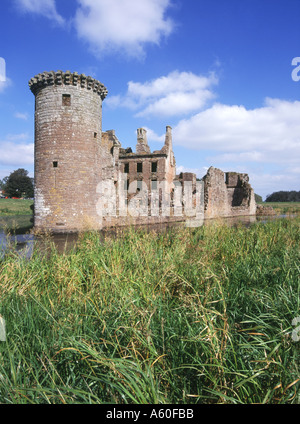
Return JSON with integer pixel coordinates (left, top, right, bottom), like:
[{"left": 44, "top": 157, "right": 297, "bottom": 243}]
[
  {"left": 127, "top": 71, "right": 216, "bottom": 99},
  {"left": 106, "top": 71, "right": 218, "bottom": 117},
  {"left": 14, "top": 0, "right": 174, "bottom": 58},
  {"left": 0, "top": 57, "right": 6, "bottom": 84},
  {"left": 15, "top": 0, "right": 65, "bottom": 25},
  {"left": 0, "top": 81, "right": 6, "bottom": 93},
  {"left": 6, "top": 133, "right": 29, "bottom": 141},
  {"left": 169, "top": 98, "right": 300, "bottom": 198},
  {"left": 135, "top": 89, "right": 214, "bottom": 118},
  {"left": 14, "top": 112, "right": 29, "bottom": 121},
  {"left": 0, "top": 58, "right": 12, "bottom": 93},
  {"left": 0, "top": 77, "right": 12, "bottom": 94},
  {"left": 249, "top": 170, "right": 300, "bottom": 200},
  {"left": 208, "top": 151, "right": 265, "bottom": 163},
  {"left": 142, "top": 127, "right": 165, "bottom": 143},
  {"left": 0, "top": 139, "right": 34, "bottom": 167},
  {"left": 176, "top": 165, "right": 208, "bottom": 179},
  {"left": 173, "top": 98, "right": 300, "bottom": 166},
  {"left": 74, "top": 0, "right": 175, "bottom": 57}
]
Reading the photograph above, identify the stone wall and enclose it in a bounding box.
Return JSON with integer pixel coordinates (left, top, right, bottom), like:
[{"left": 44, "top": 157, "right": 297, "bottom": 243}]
[
  {"left": 202, "top": 167, "right": 256, "bottom": 219},
  {"left": 203, "top": 167, "right": 231, "bottom": 218},
  {"left": 29, "top": 71, "right": 256, "bottom": 233},
  {"left": 30, "top": 71, "right": 107, "bottom": 232},
  {"left": 118, "top": 127, "right": 176, "bottom": 195}
]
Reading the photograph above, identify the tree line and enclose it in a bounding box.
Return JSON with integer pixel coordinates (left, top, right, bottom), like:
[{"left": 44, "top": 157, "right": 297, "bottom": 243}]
[
  {"left": 0, "top": 168, "right": 34, "bottom": 198},
  {"left": 265, "top": 191, "right": 300, "bottom": 202}
]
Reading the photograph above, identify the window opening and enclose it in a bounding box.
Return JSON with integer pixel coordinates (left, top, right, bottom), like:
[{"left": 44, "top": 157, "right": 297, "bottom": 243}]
[
  {"left": 62, "top": 94, "right": 71, "bottom": 106},
  {"left": 151, "top": 162, "right": 158, "bottom": 173}
]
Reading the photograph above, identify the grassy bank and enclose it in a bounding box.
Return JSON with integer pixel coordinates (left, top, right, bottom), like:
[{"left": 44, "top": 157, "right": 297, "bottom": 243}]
[
  {"left": 0, "top": 199, "right": 33, "bottom": 217},
  {"left": 0, "top": 199, "right": 33, "bottom": 234},
  {"left": 1, "top": 200, "right": 299, "bottom": 218},
  {"left": 0, "top": 217, "right": 299, "bottom": 404},
  {"left": 260, "top": 202, "right": 300, "bottom": 215}
]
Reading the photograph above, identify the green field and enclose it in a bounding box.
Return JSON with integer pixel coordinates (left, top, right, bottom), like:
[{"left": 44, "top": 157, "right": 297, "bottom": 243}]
[
  {"left": 0, "top": 199, "right": 34, "bottom": 234},
  {"left": 260, "top": 202, "right": 300, "bottom": 215},
  {"left": 0, "top": 199, "right": 299, "bottom": 218},
  {"left": 0, "top": 216, "right": 299, "bottom": 404},
  {"left": 0, "top": 199, "right": 33, "bottom": 217}
]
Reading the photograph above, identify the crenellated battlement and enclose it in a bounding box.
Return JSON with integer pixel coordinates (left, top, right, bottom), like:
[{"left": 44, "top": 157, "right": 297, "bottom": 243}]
[{"left": 28, "top": 70, "right": 108, "bottom": 99}]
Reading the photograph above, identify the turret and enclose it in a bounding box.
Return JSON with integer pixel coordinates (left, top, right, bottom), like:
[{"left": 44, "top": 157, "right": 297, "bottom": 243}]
[{"left": 29, "top": 70, "right": 108, "bottom": 232}]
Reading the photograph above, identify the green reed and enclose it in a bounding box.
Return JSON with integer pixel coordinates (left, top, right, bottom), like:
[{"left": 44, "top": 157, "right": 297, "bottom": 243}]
[{"left": 0, "top": 217, "right": 299, "bottom": 404}]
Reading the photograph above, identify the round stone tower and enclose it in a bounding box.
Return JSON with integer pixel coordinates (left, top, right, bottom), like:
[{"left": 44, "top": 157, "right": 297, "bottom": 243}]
[{"left": 29, "top": 71, "right": 108, "bottom": 232}]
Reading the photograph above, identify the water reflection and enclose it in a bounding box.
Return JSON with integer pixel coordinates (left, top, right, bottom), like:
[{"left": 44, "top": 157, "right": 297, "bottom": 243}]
[
  {"left": 0, "top": 213, "right": 297, "bottom": 259},
  {"left": 0, "top": 232, "right": 35, "bottom": 259}
]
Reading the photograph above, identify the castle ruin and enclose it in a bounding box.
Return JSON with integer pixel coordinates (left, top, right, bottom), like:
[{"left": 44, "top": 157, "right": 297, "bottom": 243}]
[{"left": 29, "top": 71, "right": 256, "bottom": 233}]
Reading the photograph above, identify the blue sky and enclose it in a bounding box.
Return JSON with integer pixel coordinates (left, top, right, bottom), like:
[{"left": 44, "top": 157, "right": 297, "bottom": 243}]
[{"left": 0, "top": 0, "right": 299, "bottom": 199}]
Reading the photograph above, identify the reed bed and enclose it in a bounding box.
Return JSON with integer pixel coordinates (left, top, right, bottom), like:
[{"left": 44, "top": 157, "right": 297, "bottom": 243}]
[{"left": 0, "top": 217, "right": 299, "bottom": 404}]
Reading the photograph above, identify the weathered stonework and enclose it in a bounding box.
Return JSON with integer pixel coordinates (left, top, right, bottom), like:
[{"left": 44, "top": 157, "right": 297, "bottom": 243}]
[
  {"left": 118, "top": 126, "right": 176, "bottom": 195},
  {"left": 29, "top": 70, "right": 256, "bottom": 232},
  {"left": 256, "top": 204, "right": 276, "bottom": 216},
  {"left": 202, "top": 167, "right": 256, "bottom": 219},
  {"left": 30, "top": 71, "right": 107, "bottom": 232}
]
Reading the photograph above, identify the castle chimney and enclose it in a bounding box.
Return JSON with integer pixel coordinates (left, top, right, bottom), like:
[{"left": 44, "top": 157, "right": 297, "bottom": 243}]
[
  {"left": 164, "top": 126, "right": 172, "bottom": 149},
  {"left": 136, "top": 128, "right": 151, "bottom": 154}
]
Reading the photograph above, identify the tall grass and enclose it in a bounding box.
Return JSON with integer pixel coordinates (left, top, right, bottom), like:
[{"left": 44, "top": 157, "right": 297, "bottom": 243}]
[{"left": 0, "top": 217, "right": 299, "bottom": 404}]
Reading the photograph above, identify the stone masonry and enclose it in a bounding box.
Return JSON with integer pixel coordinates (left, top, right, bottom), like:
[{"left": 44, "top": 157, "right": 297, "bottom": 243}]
[
  {"left": 29, "top": 70, "right": 256, "bottom": 233},
  {"left": 203, "top": 167, "right": 256, "bottom": 219},
  {"left": 29, "top": 71, "right": 107, "bottom": 232}
]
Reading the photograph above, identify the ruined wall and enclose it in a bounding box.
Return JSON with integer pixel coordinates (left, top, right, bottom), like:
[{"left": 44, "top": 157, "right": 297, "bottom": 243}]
[
  {"left": 29, "top": 71, "right": 107, "bottom": 232},
  {"left": 101, "top": 130, "right": 121, "bottom": 182},
  {"left": 136, "top": 128, "right": 151, "bottom": 155},
  {"left": 118, "top": 127, "right": 176, "bottom": 194},
  {"left": 202, "top": 167, "right": 256, "bottom": 219},
  {"left": 161, "top": 126, "right": 176, "bottom": 187},
  {"left": 203, "top": 167, "right": 231, "bottom": 218},
  {"left": 119, "top": 153, "right": 168, "bottom": 193},
  {"left": 225, "top": 172, "right": 256, "bottom": 216},
  {"left": 29, "top": 71, "right": 256, "bottom": 233},
  {"left": 96, "top": 126, "right": 188, "bottom": 224}
]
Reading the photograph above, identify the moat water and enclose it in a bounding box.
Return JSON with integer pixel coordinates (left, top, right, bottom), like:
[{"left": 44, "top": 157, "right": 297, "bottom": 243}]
[{"left": 0, "top": 213, "right": 297, "bottom": 259}]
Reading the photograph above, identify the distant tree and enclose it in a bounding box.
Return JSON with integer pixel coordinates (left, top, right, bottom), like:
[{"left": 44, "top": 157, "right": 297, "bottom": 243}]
[
  {"left": 2, "top": 169, "right": 34, "bottom": 198},
  {"left": 255, "top": 193, "right": 263, "bottom": 203},
  {"left": 0, "top": 176, "right": 8, "bottom": 193},
  {"left": 266, "top": 191, "right": 300, "bottom": 202}
]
